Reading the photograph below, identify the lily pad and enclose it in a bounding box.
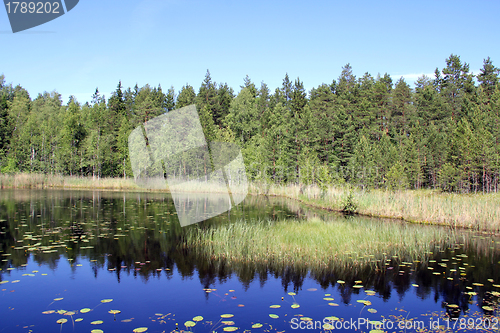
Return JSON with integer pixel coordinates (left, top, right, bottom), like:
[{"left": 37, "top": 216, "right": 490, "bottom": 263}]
[
  {"left": 221, "top": 314, "right": 234, "bottom": 318},
  {"left": 56, "top": 318, "right": 67, "bottom": 324},
  {"left": 133, "top": 328, "right": 148, "bottom": 333},
  {"left": 80, "top": 308, "right": 91, "bottom": 313},
  {"left": 75, "top": 318, "right": 83, "bottom": 322},
  {"left": 223, "top": 327, "right": 238, "bottom": 332},
  {"left": 108, "top": 310, "right": 121, "bottom": 315},
  {"left": 269, "top": 305, "right": 281, "bottom": 308},
  {"left": 193, "top": 316, "right": 203, "bottom": 322},
  {"left": 252, "top": 323, "right": 263, "bottom": 328},
  {"left": 91, "top": 320, "right": 103, "bottom": 325},
  {"left": 184, "top": 321, "right": 196, "bottom": 327},
  {"left": 269, "top": 314, "right": 279, "bottom": 319},
  {"left": 91, "top": 330, "right": 103, "bottom": 333},
  {"left": 288, "top": 292, "right": 296, "bottom": 296},
  {"left": 101, "top": 299, "right": 113, "bottom": 303},
  {"left": 291, "top": 304, "right": 300, "bottom": 309}
]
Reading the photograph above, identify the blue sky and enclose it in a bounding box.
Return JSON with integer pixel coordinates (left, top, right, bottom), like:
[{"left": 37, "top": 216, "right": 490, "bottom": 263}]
[{"left": 1, "top": 0, "right": 499, "bottom": 105}]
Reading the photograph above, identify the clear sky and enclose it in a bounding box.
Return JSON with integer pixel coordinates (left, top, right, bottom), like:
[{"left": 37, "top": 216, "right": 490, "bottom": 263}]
[{"left": 1, "top": 0, "right": 499, "bottom": 105}]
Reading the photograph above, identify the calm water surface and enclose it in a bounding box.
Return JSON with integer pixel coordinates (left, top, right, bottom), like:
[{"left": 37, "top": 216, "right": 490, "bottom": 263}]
[{"left": 0, "top": 189, "right": 499, "bottom": 333}]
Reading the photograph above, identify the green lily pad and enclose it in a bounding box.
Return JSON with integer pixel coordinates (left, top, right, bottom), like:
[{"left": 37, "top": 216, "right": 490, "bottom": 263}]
[
  {"left": 75, "top": 318, "right": 83, "bottom": 322},
  {"left": 300, "top": 317, "right": 313, "bottom": 321},
  {"left": 193, "top": 316, "right": 203, "bottom": 322},
  {"left": 90, "top": 320, "right": 103, "bottom": 325},
  {"left": 223, "top": 327, "right": 238, "bottom": 332},
  {"left": 80, "top": 308, "right": 91, "bottom": 313},
  {"left": 269, "top": 305, "right": 281, "bottom": 308},
  {"left": 54, "top": 298, "right": 63, "bottom": 301},
  {"left": 291, "top": 304, "right": 300, "bottom": 309},
  {"left": 269, "top": 314, "right": 279, "bottom": 319},
  {"left": 221, "top": 314, "right": 234, "bottom": 318},
  {"left": 323, "top": 297, "right": 334, "bottom": 301},
  {"left": 101, "top": 299, "right": 113, "bottom": 303},
  {"left": 367, "top": 308, "right": 377, "bottom": 313},
  {"left": 184, "top": 321, "right": 196, "bottom": 327},
  {"left": 109, "top": 310, "right": 121, "bottom": 315},
  {"left": 133, "top": 328, "right": 148, "bottom": 333},
  {"left": 91, "top": 330, "right": 103, "bottom": 333},
  {"left": 252, "top": 323, "right": 263, "bottom": 328},
  {"left": 56, "top": 318, "right": 67, "bottom": 324},
  {"left": 288, "top": 292, "right": 296, "bottom": 296},
  {"left": 324, "top": 316, "right": 339, "bottom": 321},
  {"left": 482, "top": 306, "right": 494, "bottom": 311}
]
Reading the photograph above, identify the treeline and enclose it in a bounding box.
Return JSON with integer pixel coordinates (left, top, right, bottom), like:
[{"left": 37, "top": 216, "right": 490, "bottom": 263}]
[{"left": 1, "top": 54, "right": 499, "bottom": 193}]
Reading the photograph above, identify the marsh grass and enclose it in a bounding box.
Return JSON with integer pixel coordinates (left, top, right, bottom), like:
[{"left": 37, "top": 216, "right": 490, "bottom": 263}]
[
  {"left": 2, "top": 173, "right": 500, "bottom": 231},
  {"left": 181, "top": 216, "right": 460, "bottom": 272},
  {"left": 0, "top": 173, "right": 139, "bottom": 190},
  {"left": 248, "top": 183, "right": 500, "bottom": 232}
]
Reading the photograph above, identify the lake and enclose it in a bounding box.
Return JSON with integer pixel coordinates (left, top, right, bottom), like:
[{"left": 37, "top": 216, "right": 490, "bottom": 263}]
[{"left": 0, "top": 189, "right": 499, "bottom": 332}]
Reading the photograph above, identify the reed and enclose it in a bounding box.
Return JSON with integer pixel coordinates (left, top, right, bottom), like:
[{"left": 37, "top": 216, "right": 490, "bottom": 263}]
[
  {"left": 248, "top": 183, "right": 500, "bottom": 232},
  {"left": 0, "top": 173, "right": 139, "bottom": 190},
  {"left": 181, "top": 216, "right": 462, "bottom": 272},
  {"left": 2, "top": 173, "right": 499, "bottom": 231}
]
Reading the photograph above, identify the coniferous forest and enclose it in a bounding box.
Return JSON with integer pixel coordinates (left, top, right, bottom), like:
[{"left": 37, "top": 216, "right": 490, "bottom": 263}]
[{"left": 1, "top": 54, "right": 500, "bottom": 193}]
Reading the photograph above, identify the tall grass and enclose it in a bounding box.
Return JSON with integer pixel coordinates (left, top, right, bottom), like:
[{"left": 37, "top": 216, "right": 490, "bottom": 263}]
[
  {"left": 0, "top": 173, "right": 139, "bottom": 190},
  {"left": 181, "top": 216, "right": 461, "bottom": 273},
  {"left": 248, "top": 183, "right": 500, "bottom": 232},
  {"left": 2, "top": 173, "right": 499, "bottom": 231}
]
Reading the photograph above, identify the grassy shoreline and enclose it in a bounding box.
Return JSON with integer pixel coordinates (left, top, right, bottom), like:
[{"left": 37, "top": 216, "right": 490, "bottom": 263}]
[{"left": 2, "top": 172, "right": 500, "bottom": 232}]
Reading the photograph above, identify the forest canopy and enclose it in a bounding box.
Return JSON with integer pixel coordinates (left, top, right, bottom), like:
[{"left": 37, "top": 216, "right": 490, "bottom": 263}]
[{"left": 1, "top": 54, "right": 499, "bottom": 193}]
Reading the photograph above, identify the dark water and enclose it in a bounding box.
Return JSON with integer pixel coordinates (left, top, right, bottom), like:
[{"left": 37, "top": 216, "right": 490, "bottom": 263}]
[{"left": 0, "top": 189, "right": 499, "bottom": 333}]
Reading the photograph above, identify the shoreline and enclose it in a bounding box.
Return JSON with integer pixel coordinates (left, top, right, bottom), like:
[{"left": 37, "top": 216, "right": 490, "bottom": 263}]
[{"left": 1, "top": 172, "right": 499, "bottom": 233}]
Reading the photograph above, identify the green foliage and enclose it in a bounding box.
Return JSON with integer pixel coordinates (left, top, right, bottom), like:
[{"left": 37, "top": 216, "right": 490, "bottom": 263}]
[
  {"left": 0, "top": 56, "right": 499, "bottom": 194},
  {"left": 385, "top": 161, "right": 409, "bottom": 190},
  {"left": 341, "top": 186, "right": 358, "bottom": 214}
]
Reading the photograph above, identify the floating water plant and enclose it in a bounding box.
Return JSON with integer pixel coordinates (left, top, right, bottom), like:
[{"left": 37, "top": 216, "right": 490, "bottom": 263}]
[
  {"left": 133, "top": 328, "right": 148, "bottom": 333},
  {"left": 109, "top": 309, "right": 121, "bottom": 320}
]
